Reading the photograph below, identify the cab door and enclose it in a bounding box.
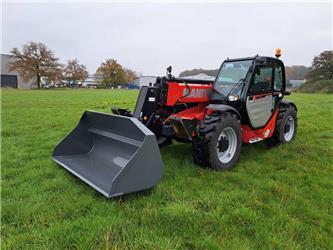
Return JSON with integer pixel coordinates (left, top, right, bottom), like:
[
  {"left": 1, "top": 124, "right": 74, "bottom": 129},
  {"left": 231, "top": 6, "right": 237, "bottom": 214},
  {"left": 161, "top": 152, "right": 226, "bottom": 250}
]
[{"left": 246, "top": 64, "right": 274, "bottom": 128}]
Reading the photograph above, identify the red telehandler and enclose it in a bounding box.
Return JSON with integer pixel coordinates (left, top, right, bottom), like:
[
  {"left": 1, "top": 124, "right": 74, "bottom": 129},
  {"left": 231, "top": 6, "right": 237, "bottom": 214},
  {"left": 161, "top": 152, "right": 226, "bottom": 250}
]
[{"left": 53, "top": 50, "right": 297, "bottom": 198}]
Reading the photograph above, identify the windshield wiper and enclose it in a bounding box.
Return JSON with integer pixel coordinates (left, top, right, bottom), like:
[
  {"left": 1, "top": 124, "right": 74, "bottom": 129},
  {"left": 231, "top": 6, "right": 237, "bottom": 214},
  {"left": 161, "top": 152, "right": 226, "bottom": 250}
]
[{"left": 224, "top": 78, "right": 245, "bottom": 103}]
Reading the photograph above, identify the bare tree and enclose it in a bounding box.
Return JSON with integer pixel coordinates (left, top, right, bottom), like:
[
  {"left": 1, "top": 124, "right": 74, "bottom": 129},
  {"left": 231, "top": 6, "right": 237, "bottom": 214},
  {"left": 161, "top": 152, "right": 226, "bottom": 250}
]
[
  {"left": 124, "top": 68, "right": 138, "bottom": 83},
  {"left": 47, "top": 65, "right": 64, "bottom": 85},
  {"left": 63, "top": 59, "right": 89, "bottom": 86},
  {"left": 9, "top": 41, "right": 61, "bottom": 88}
]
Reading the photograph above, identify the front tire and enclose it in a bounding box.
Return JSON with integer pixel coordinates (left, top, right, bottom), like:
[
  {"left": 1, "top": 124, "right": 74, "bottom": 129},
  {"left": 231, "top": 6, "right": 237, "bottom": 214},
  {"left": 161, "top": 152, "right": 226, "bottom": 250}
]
[{"left": 192, "top": 112, "right": 242, "bottom": 170}]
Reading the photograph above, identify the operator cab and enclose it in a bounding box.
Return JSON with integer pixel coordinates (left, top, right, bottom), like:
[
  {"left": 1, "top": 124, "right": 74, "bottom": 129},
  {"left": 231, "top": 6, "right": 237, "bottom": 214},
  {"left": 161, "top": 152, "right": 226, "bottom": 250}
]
[{"left": 211, "top": 55, "right": 286, "bottom": 129}]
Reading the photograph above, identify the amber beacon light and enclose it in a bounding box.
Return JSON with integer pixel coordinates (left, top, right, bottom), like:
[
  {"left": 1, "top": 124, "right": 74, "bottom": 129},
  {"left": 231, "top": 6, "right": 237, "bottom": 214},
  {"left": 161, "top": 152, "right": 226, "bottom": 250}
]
[{"left": 275, "top": 48, "right": 282, "bottom": 58}]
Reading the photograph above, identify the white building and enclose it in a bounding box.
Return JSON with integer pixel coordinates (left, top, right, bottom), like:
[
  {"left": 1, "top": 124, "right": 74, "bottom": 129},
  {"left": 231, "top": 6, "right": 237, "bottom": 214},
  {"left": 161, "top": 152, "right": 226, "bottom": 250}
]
[
  {"left": 1, "top": 54, "right": 35, "bottom": 88},
  {"left": 81, "top": 74, "right": 100, "bottom": 88},
  {"left": 133, "top": 76, "right": 157, "bottom": 88}
]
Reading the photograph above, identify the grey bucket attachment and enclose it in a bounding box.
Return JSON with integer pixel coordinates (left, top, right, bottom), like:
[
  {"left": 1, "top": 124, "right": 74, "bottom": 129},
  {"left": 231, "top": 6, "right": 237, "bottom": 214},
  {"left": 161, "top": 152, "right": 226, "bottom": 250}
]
[{"left": 52, "top": 111, "right": 163, "bottom": 198}]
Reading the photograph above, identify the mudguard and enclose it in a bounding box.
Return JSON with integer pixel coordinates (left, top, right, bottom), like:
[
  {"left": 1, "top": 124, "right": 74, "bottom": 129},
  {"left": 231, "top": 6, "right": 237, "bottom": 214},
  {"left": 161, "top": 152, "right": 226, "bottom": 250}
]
[{"left": 206, "top": 104, "right": 241, "bottom": 119}]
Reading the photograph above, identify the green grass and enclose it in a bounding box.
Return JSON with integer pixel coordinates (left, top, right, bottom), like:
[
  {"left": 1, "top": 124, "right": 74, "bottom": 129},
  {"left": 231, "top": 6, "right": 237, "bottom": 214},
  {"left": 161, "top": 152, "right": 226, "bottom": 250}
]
[{"left": 1, "top": 89, "right": 333, "bottom": 249}]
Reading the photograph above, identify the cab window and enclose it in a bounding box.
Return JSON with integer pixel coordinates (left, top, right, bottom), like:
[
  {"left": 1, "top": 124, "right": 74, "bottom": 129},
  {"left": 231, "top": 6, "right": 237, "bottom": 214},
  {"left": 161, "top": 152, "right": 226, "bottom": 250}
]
[
  {"left": 274, "top": 65, "right": 283, "bottom": 91},
  {"left": 249, "top": 66, "right": 273, "bottom": 94}
]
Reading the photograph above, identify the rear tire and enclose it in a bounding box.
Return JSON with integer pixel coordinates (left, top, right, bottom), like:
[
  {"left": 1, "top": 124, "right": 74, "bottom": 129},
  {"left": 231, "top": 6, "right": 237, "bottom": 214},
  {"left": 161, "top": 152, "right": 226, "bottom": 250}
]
[
  {"left": 192, "top": 112, "right": 242, "bottom": 170},
  {"left": 265, "top": 104, "right": 297, "bottom": 147}
]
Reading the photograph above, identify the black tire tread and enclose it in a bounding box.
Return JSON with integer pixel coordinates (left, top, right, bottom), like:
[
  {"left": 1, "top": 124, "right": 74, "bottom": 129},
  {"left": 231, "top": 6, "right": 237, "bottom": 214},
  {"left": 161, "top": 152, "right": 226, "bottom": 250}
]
[{"left": 192, "top": 112, "right": 241, "bottom": 169}]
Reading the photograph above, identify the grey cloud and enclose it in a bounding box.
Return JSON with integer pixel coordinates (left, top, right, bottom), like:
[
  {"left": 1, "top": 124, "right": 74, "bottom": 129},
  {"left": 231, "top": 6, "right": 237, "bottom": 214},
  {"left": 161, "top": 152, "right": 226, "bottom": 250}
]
[{"left": 2, "top": 2, "right": 332, "bottom": 75}]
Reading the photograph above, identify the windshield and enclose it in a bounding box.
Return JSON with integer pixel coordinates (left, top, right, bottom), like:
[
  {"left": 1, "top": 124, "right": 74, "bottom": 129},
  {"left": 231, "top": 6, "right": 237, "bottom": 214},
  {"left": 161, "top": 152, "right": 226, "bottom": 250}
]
[{"left": 214, "top": 60, "right": 253, "bottom": 96}]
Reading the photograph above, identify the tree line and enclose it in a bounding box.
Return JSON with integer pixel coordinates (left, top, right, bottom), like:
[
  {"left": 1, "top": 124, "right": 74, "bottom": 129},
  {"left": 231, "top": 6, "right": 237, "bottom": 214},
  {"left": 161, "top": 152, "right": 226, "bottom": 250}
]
[
  {"left": 179, "top": 69, "right": 219, "bottom": 78},
  {"left": 9, "top": 41, "right": 138, "bottom": 88},
  {"left": 9, "top": 42, "right": 331, "bottom": 92},
  {"left": 298, "top": 50, "right": 333, "bottom": 93}
]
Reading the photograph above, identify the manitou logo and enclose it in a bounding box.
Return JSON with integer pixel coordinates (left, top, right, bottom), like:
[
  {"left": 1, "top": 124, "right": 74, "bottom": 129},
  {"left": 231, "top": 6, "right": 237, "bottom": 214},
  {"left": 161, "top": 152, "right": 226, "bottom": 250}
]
[{"left": 183, "top": 88, "right": 209, "bottom": 98}]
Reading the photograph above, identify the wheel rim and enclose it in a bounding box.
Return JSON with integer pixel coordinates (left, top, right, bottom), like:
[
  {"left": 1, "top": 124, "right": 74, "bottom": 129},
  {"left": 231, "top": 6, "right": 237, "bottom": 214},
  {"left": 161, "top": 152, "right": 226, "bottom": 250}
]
[
  {"left": 216, "top": 127, "right": 237, "bottom": 164},
  {"left": 284, "top": 115, "right": 295, "bottom": 142}
]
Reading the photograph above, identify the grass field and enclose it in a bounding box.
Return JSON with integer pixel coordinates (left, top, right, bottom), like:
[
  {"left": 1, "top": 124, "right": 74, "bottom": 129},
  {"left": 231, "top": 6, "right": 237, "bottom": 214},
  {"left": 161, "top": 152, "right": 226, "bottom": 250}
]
[{"left": 1, "top": 89, "right": 333, "bottom": 249}]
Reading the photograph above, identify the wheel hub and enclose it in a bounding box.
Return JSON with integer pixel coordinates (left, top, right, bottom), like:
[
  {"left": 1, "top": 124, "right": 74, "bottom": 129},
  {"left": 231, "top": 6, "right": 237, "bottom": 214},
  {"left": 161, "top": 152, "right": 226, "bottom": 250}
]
[
  {"left": 218, "top": 137, "right": 229, "bottom": 152},
  {"left": 216, "top": 127, "right": 237, "bottom": 164},
  {"left": 284, "top": 124, "right": 290, "bottom": 133}
]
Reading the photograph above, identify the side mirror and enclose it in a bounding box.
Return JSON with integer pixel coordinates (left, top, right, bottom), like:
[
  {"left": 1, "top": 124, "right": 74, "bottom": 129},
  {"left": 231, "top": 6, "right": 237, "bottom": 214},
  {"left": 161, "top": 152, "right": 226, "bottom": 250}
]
[{"left": 228, "top": 95, "right": 239, "bottom": 102}]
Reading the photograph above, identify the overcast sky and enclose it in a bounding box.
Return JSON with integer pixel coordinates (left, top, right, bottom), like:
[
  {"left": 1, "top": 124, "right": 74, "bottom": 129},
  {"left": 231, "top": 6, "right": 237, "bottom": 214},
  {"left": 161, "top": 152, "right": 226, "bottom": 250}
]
[{"left": 2, "top": 1, "right": 332, "bottom": 76}]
